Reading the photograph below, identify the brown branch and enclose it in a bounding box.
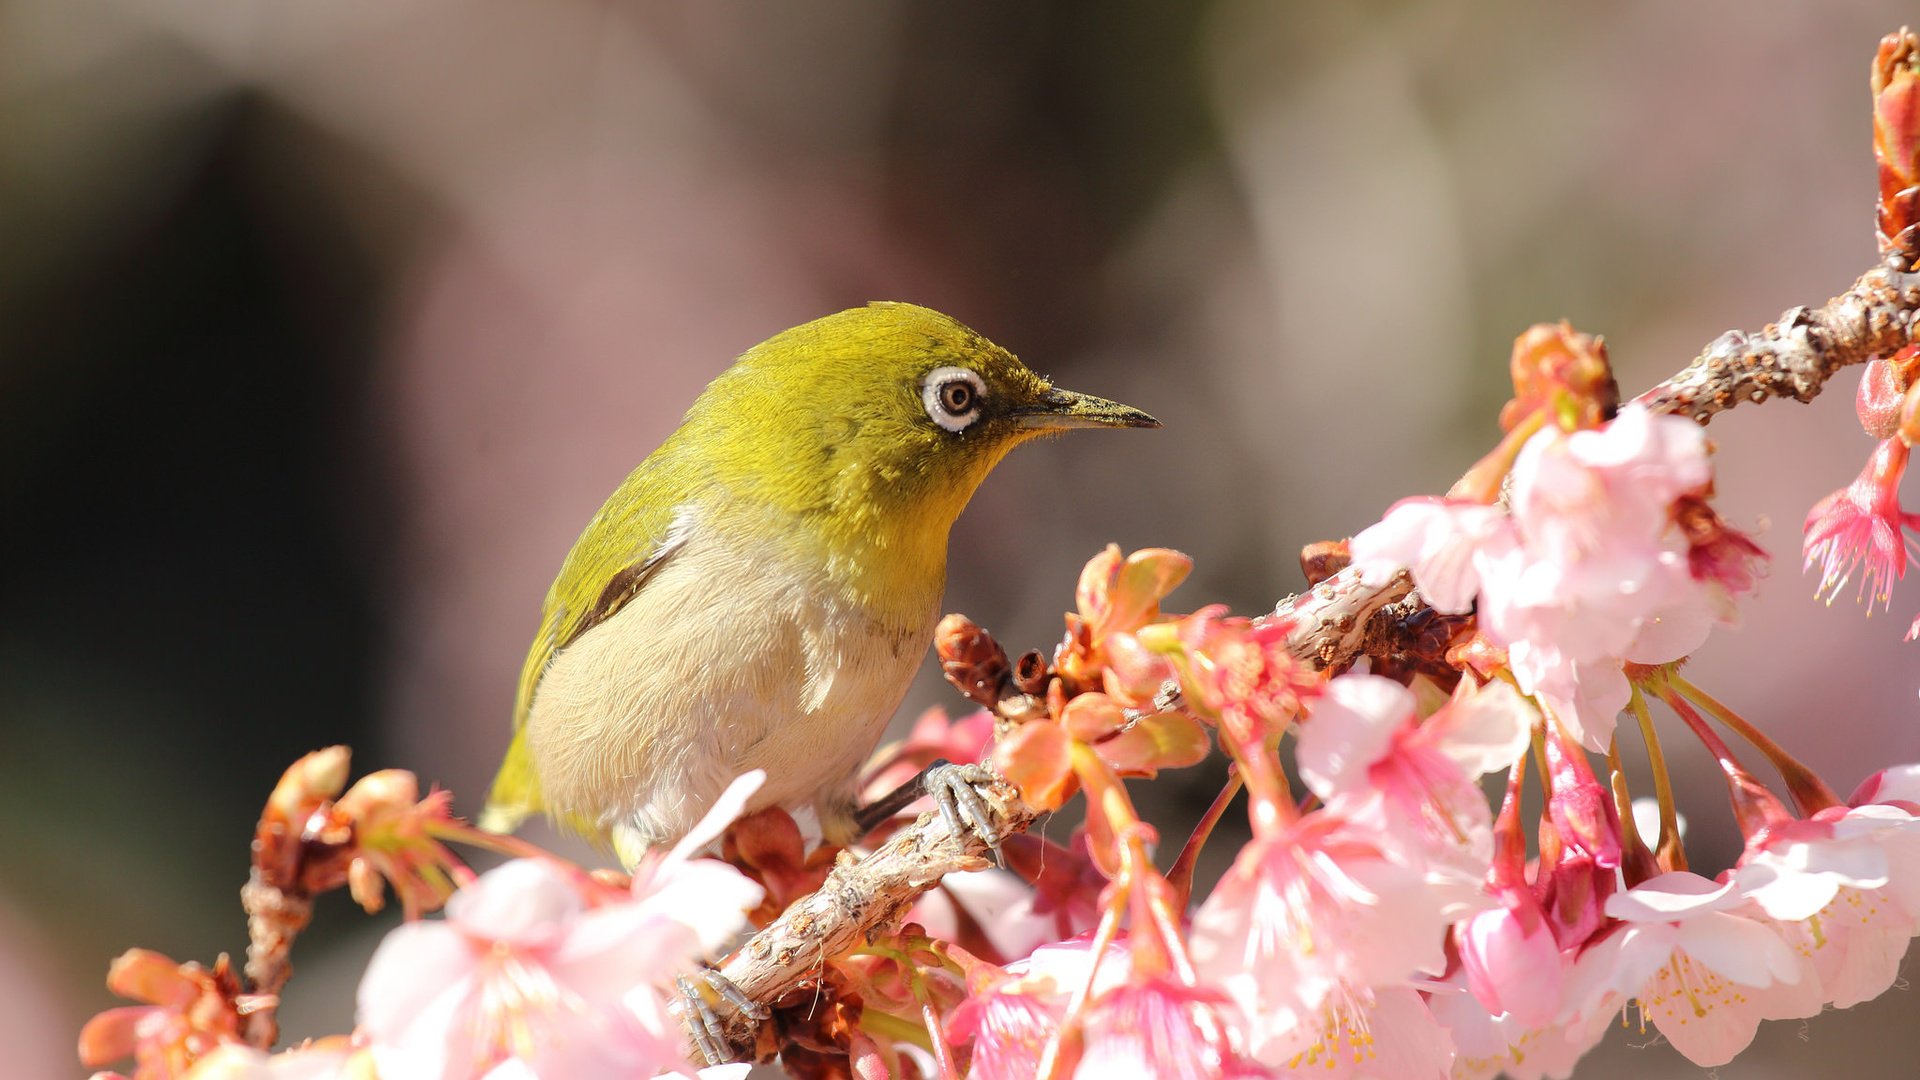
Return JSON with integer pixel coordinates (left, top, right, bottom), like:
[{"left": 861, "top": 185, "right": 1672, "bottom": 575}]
[
  {"left": 1635, "top": 246, "right": 1920, "bottom": 422},
  {"left": 706, "top": 771, "right": 1034, "bottom": 1059},
  {"left": 240, "top": 873, "right": 310, "bottom": 1048}
]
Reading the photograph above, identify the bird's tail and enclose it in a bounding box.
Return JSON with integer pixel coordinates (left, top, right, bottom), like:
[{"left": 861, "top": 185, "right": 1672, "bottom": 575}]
[{"left": 478, "top": 727, "right": 542, "bottom": 834}]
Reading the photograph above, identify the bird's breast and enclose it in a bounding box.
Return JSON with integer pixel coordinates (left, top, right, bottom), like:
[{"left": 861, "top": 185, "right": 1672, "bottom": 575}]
[{"left": 524, "top": 512, "right": 940, "bottom": 844}]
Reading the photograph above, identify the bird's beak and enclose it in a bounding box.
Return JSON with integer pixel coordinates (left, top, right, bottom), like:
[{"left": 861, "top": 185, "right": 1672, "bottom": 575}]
[{"left": 1015, "top": 387, "right": 1161, "bottom": 431}]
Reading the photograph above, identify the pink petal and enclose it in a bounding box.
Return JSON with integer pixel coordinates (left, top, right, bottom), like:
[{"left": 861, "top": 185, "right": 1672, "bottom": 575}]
[
  {"left": 1671, "top": 912, "right": 1802, "bottom": 989},
  {"left": 446, "top": 859, "right": 584, "bottom": 948},
  {"left": 1424, "top": 681, "right": 1533, "bottom": 778},
  {"left": 666, "top": 770, "right": 766, "bottom": 866},
  {"left": 1605, "top": 871, "right": 1737, "bottom": 920},
  {"left": 356, "top": 921, "right": 479, "bottom": 1072},
  {"left": 1298, "top": 675, "right": 1415, "bottom": 798}
]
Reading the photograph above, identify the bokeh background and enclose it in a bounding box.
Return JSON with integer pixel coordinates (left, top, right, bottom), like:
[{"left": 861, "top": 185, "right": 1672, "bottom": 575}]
[{"left": 7, "top": 2, "right": 1920, "bottom": 1076}]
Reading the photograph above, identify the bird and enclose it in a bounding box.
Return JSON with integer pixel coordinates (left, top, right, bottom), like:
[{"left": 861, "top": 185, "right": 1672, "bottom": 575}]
[{"left": 479, "top": 301, "right": 1157, "bottom": 864}]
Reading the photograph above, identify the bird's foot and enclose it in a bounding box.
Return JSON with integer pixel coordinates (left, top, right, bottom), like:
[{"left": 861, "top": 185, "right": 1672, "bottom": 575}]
[
  {"left": 676, "top": 967, "right": 766, "bottom": 1066},
  {"left": 925, "top": 760, "right": 1004, "bottom": 857},
  {"left": 854, "top": 758, "right": 1008, "bottom": 865}
]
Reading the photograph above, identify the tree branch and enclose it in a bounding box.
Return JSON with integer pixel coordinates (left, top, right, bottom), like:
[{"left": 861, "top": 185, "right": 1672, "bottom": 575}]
[
  {"left": 706, "top": 775, "right": 1033, "bottom": 1058},
  {"left": 1635, "top": 248, "right": 1920, "bottom": 422}
]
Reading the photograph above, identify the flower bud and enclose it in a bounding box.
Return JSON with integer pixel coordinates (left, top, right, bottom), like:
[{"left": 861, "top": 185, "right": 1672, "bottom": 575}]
[{"left": 1859, "top": 357, "right": 1906, "bottom": 437}]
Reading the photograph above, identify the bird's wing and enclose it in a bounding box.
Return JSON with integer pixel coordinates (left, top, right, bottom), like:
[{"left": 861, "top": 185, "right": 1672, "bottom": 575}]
[{"left": 478, "top": 488, "right": 693, "bottom": 835}]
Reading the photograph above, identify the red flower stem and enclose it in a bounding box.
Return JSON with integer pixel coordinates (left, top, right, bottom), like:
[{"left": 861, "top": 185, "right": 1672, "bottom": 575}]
[
  {"left": 1666, "top": 673, "right": 1842, "bottom": 814},
  {"left": 1605, "top": 739, "right": 1661, "bottom": 887},
  {"left": 426, "top": 819, "right": 556, "bottom": 861},
  {"left": 922, "top": 1000, "right": 961, "bottom": 1080},
  {"left": 1627, "top": 685, "right": 1686, "bottom": 873},
  {"left": 1489, "top": 759, "right": 1529, "bottom": 889},
  {"left": 1073, "top": 747, "right": 1197, "bottom": 982},
  {"left": 1217, "top": 729, "right": 1293, "bottom": 834},
  {"left": 1649, "top": 680, "right": 1792, "bottom": 837},
  {"left": 1167, "top": 768, "right": 1243, "bottom": 910}
]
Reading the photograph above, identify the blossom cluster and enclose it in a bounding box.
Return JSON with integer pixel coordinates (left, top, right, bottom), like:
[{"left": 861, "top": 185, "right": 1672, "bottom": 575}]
[{"left": 78, "top": 30, "right": 1920, "bottom": 1080}]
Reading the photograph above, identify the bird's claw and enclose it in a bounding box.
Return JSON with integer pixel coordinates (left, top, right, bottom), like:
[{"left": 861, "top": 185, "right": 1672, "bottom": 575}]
[
  {"left": 926, "top": 760, "right": 1005, "bottom": 865},
  {"left": 677, "top": 968, "right": 764, "bottom": 1066}
]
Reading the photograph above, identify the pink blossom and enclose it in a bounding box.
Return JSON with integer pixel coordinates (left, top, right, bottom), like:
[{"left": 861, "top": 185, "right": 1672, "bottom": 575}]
[
  {"left": 1803, "top": 437, "right": 1920, "bottom": 612},
  {"left": 1735, "top": 794, "right": 1920, "bottom": 1008},
  {"left": 1351, "top": 497, "right": 1511, "bottom": 614},
  {"left": 1153, "top": 606, "right": 1319, "bottom": 744},
  {"left": 1074, "top": 976, "right": 1265, "bottom": 1079},
  {"left": 906, "top": 863, "right": 1098, "bottom": 965},
  {"left": 1258, "top": 988, "right": 1453, "bottom": 1079},
  {"left": 1296, "top": 675, "right": 1531, "bottom": 871},
  {"left": 355, "top": 773, "right": 767, "bottom": 1080},
  {"left": 1564, "top": 872, "right": 1819, "bottom": 1067},
  {"left": 1353, "top": 405, "right": 1751, "bottom": 749},
  {"left": 1733, "top": 807, "right": 1917, "bottom": 921},
  {"left": 1766, "top": 888, "right": 1916, "bottom": 1010},
  {"left": 1455, "top": 893, "right": 1564, "bottom": 1029},
  {"left": 1429, "top": 977, "right": 1607, "bottom": 1080},
  {"left": 946, "top": 936, "right": 1132, "bottom": 1080},
  {"left": 1188, "top": 808, "right": 1481, "bottom": 1053}
]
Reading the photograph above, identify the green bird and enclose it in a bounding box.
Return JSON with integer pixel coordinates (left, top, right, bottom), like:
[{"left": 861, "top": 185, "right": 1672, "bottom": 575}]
[{"left": 480, "top": 302, "right": 1157, "bottom": 863}]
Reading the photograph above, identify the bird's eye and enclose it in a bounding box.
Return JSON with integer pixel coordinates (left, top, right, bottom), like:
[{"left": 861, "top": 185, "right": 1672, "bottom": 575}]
[{"left": 922, "top": 367, "right": 985, "bottom": 433}]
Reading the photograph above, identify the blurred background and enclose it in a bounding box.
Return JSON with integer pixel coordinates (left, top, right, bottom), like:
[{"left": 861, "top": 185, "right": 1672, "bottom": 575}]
[{"left": 6, "top": 2, "right": 1920, "bottom": 1076}]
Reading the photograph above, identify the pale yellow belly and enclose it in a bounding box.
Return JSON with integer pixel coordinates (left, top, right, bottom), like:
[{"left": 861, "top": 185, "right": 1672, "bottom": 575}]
[{"left": 524, "top": 531, "right": 934, "bottom": 849}]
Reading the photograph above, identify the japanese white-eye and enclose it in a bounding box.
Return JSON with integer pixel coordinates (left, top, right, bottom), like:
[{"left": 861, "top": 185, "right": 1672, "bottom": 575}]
[{"left": 479, "top": 302, "right": 1156, "bottom": 860}]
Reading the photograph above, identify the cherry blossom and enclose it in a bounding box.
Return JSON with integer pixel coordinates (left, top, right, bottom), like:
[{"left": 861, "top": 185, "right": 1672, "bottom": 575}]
[
  {"left": 1802, "top": 437, "right": 1920, "bottom": 614},
  {"left": 946, "top": 936, "right": 1133, "bottom": 1080},
  {"left": 1564, "top": 872, "right": 1820, "bottom": 1067},
  {"left": 1074, "top": 976, "right": 1264, "bottom": 1079},
  {"left": 1187, "top": 806, "right": 1481, "bottom": 1059},
  {"left": 1351, "top": 497, "right": 1511, "bottom": 615},
  {"left": 1429, "top": 978, "right": 1609, "bottom": 1080},
  {"left": 1259, "top": 988, "right": 1454, "bottom": 1079},
  {"left": 1296, "top": 675, "right": 1531, "bottom": 871},
  {"left": 354, "top": 773, "right": 766, "bottom": 1080}
]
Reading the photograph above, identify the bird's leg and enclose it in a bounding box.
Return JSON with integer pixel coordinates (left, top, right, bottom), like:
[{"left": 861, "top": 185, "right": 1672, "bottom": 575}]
[
  {"left": 676, "top": 967, "right": 767, "bottom": 1066},
  {"left": 855, "top": 759, "right": 1005, "bottom": 862}
]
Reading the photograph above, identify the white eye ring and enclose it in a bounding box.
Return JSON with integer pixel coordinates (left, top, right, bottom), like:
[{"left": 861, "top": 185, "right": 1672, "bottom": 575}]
[{"left": 922, "top": 366, "right": 985, "bottom": 433}]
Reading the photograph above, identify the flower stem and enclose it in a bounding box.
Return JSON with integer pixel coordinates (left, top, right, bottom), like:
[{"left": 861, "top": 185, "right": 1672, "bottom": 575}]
[
  {"left": 1666, "top": 673, "right": 1842, "bottom": 814},
  {"left": 861, "top": 1007, "right": 937, "bottom": 1055},
  {"left": 1648, "top": 679, "right": 1792, "bottom": 837},
  {"left": 1167, "top": 768, "right": 1243, "bottom": 910},
  {"left": 1628, "top": 684, "right": 1686, "bottom": 873},
  {"left": 1605, "top": 738, "right": 1660, "bottom": 887}
]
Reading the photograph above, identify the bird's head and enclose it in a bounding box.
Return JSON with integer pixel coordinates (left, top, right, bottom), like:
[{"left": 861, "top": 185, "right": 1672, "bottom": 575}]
[{"left": 680, "top": 302, "right": 1156, "bottom": 585}]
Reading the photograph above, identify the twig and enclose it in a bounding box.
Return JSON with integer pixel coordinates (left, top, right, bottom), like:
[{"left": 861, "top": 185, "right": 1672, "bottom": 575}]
[
  {"left": 240, "top": 873, "right": 309, "bottom": 1048},
  {"left": 1636, "top": 243, "right": 1920, "bottom": 422},
  {"left": 706, "top": 772, "right": 1033, "bottom": 1059}
]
